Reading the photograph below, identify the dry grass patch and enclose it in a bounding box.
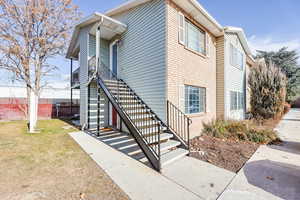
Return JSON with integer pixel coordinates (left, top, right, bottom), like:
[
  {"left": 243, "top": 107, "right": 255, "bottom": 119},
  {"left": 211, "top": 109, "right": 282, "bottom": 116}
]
[{"left": 0, "top": 120, "right": 130, "bottom": 200}]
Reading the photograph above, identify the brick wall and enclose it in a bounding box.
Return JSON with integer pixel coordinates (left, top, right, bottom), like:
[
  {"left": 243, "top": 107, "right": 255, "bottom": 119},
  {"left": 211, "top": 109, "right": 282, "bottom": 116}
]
[{"left": 166, "top": 1, "right": 217, "bottom": 138}]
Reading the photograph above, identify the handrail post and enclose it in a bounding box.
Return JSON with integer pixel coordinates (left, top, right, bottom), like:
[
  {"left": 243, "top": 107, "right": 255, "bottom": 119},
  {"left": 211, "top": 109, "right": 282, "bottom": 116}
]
[
  {"left": 158, "top": 122, "right": 161, "bottom": 171},
  {"left": 166, "top": 101, "right": 169, "bottom": 127}
]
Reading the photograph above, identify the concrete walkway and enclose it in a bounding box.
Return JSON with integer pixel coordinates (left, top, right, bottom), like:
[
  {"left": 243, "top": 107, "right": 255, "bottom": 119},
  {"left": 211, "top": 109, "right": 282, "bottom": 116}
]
[
  {"left": 69, "top": 131, "right": 235, "bottom": 200},
  {"left": 219, "top": 109, "right": 300, "bottom": 200}
]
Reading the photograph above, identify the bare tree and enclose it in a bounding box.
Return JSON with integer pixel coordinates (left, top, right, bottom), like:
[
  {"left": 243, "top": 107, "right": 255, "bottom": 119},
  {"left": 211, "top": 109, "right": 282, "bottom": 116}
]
[{"left": 0, "top": 0, "right": 80, "bottom": 132}]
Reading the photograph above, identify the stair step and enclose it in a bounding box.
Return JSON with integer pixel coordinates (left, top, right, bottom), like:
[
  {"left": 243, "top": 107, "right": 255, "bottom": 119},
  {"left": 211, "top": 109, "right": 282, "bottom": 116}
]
[
  {"left": 114, "top": 94, "right": 136, "bottom": 98},
  {"left": 161, "top": 148, "right": 189, "bottom": 168},
  {"left": 107, "top": 86, "right": 128, "bottom": 91},
  {"left": 97, "top": 131, "right": 121, "bottom": 138},
  {"left": 156, "top": 140, "right": 181, "bottom": 152},
  {"left": 89, "top": 98, "right": 105, "bottom": 101},
  {"left": 89, "top": 115, "right": 104, "bottom": 119},
  {"left": 117, "top": 99, "right": 141, "bottom": 104},
  {"left": 133, "top": 120, "right": 158, "bottom": 127},
  {"left": 89, "top": 104, "right": 105, "bottom": 107},
  {"left": 119, "top": 138, "right": 180, "bottom": 157},
  {"left": 128, "top": 114, "right": 155, "bottom": 119},
  {"left": 132, "top": 152, "right": 147, "bottom": 161},
  {"left": 97, "top": 132, "right": 122, "bottom": 139},
  {"left": 126, "top": 109, "right": 151, "bottom": 114},
  {"left": 122, "top": 104, "right": 145, "bottom": 110},
  {"left": 89, "top": 120, "right": 104, "bottom": 124},
  {"left": 111, "top": 91, "right": 134, "bottom": 95},
  {"left": 139, "top": 126, "right": 168, "bottom": 134},
  {"left": 113, "top": 140, "right": 138, "bottom": 149},
  {"left": 104, "top": 80, "right": 124, "bottom": 84},
  {"left": 105, "top": 82, "right": 127, "bottom": 86},
  {"left": 146, "top": 133, "right": 173, "bottom": 144},
  {"left": 121, "top": 145, "right": 141, "bottom": 156},
  {"left": 118, "top": 96, "right": 137, "bottom": 100},
  {"left": 88, "top": 127, "right": 105, "bottom": 132},
  {"left": 101, "top": 134, "right": 131, "bottom": 143}
]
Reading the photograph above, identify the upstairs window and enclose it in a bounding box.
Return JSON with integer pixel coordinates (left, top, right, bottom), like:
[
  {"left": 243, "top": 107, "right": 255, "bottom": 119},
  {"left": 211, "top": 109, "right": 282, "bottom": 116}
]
[
  {"left": 186, "top": 21, "right": 206, "bottom": 54},
  {"left": 230, "top": 44, "right": 244, "bottom": 70},
  {"left": 178, "top": 12, "right": 207, "bottom": 56}
]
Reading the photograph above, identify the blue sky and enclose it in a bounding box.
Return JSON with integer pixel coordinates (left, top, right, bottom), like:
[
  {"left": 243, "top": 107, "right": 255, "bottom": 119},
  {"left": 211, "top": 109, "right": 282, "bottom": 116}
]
[{"left": 1, "top": 0, "right": 300, "bottom": 87}]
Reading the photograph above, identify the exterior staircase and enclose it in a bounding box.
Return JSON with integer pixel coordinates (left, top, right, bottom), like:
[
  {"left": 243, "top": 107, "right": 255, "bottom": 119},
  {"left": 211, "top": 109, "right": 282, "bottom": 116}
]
[{"left": 86, "top": 65, "right": 192, "bottom": 172}]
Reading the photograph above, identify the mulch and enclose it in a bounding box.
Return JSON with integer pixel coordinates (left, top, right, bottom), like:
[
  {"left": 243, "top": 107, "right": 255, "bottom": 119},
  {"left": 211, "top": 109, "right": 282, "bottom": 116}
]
[{"left": 190, "top": 135, "right": 259, "bottom": 173}]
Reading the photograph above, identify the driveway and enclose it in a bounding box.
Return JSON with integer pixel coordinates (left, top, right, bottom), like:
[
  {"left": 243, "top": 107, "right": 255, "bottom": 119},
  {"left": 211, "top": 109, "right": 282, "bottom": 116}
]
[{"left": 218, "top": 109, "right": 300, "bottom": 200}]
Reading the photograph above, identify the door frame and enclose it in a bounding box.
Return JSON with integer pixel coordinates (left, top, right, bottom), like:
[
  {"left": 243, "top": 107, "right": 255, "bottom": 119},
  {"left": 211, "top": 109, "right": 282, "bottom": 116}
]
[{"left": 109, "top": 40, "right": 120, "bottom": 128}]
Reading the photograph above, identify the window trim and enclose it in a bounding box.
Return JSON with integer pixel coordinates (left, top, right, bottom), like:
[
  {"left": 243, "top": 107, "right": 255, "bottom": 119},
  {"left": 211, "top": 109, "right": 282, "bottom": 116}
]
[{"left": 185, "top": 85, "right": 207, "bottom": 114}]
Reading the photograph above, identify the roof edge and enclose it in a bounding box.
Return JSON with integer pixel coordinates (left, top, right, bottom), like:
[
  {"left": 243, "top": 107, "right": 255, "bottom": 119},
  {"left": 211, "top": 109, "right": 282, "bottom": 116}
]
[
  {"left": 105, "top": 0, "right": 150, "bottom": 16},
  {"left": 189, "top": 0, "right": 223, "bottom": 32},
  {"left": 224, "top": 26, "right": 253, "bottom": 59}
]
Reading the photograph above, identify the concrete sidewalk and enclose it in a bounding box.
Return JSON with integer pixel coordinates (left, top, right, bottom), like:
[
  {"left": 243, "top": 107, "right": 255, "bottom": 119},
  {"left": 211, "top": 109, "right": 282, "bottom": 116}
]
[
  {"left": 69, "top": 131, "right": 235, "bottom": 200},
  {"left": 219, "top": 109, "right": 300, "bottom": 200}
]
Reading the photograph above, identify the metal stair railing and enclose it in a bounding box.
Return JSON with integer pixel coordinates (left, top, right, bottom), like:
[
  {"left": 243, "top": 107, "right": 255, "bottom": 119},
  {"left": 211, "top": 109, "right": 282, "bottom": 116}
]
[
  {"left": 167, "top": 100, "right": 192, "bottom": 150},
  {"left": 96, "top": 64, "right": 162, "bottom": 171}
]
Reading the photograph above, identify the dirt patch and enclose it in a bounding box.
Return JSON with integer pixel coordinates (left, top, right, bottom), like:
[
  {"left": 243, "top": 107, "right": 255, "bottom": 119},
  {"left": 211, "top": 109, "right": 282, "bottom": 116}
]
[
  {"left": 0, "top": 120, "right": 130, "bottom": 200},
  {"left": 190, "top": 135, "right": 259, "bottom": 173}
]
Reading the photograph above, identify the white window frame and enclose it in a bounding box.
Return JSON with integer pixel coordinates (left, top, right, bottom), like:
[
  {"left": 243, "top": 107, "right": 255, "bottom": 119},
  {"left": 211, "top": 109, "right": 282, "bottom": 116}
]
[
  {"left": 185, "top": 20, "right": 206, "bottom": 55},
  {"left": 178, "top": 12, "right": 185, "bottom": 45},
  {"left": 185, "top": 85, "right": 206, "bottom": 114},
  {"left": 230, "top": 91, "right": 244, "bottom": 111}
]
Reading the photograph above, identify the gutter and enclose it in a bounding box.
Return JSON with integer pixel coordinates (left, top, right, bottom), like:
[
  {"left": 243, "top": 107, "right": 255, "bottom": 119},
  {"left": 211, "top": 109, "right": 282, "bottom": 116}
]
[{"left": 189, "top": 0, "right": 223, "bottom": 32}]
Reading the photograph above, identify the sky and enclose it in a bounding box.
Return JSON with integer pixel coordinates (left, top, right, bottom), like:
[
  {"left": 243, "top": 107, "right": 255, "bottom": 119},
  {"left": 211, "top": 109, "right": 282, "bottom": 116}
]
[{"left": 1, "top": 0, "right": 300, "bottom": 88}]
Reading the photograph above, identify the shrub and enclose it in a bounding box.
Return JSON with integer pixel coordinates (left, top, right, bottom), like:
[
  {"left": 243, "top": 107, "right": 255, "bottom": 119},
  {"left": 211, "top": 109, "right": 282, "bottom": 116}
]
[
  {"left": 203, "top": 119, "right": 279, "bottom": 144},
  {"left": 248, "top": 60, "right": 287, "bottom": 120},
  {"left": 283, "top": 103, "right": 291, "bottom": 114}
]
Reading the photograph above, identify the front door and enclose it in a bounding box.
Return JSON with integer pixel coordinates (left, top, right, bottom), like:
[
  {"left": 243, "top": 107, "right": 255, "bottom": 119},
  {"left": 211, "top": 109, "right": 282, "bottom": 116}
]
[{"left": 110, "top": 42, "right": 118, "bottom": 128}]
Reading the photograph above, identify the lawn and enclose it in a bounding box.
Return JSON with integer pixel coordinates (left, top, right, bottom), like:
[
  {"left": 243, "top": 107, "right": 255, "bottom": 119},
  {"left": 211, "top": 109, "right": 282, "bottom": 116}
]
[{"left": 0, "top": 119, "right": 129, "bottom": 200}]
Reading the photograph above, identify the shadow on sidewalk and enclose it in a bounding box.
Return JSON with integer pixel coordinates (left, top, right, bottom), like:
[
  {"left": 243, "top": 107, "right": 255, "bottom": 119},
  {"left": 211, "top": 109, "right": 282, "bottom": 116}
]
[
  {"left": 244, "top": 159, "right": 300, "bottom": 200},
  {"left": 281, "top": 118, "right": 300, "bottom": 122},
  {"left": 269, "top": 141, "right": 300, "bottom": 155}
]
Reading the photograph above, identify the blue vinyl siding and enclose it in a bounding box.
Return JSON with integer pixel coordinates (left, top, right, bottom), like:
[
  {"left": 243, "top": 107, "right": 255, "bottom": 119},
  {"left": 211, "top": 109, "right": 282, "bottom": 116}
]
[
  {"left": 88, "top": 35, "right": 110, "bottom": 68},
  {"left": 110, "top": 0, "right": 167, "bottom": 122}
]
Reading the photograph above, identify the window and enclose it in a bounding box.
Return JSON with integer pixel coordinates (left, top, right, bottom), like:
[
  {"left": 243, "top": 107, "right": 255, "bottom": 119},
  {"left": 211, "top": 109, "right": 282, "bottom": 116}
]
[
  {"left": 230, "top": 44, "right": 244, "bottom": 70},
  {"left": 185, "top": 85, "right": 206, "bottom": 114},
  {"left": 186, "top": 21, "right": 206, "bottom": 54},
  {"left": 178, "top": 12, "right": 207, "bottom": 55},
  {"left": 230, "top": 91, "right": 244, "bottom": 110}
]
